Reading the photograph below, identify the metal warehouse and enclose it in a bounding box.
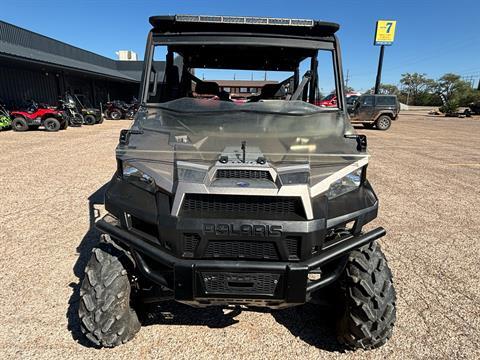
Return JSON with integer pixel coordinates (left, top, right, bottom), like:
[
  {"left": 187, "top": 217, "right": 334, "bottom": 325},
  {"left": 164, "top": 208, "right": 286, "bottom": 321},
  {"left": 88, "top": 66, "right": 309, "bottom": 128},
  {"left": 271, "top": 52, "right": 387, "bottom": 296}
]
[{"left": 0, "top": 21, "right": 148, "bottom": 108}]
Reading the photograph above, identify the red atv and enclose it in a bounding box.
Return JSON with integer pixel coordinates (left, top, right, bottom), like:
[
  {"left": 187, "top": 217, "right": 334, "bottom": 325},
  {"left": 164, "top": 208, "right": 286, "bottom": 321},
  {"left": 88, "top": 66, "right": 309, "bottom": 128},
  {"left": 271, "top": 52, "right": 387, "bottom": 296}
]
[{"left": 11, "top": 100, "right": 68, "bottom": 132}]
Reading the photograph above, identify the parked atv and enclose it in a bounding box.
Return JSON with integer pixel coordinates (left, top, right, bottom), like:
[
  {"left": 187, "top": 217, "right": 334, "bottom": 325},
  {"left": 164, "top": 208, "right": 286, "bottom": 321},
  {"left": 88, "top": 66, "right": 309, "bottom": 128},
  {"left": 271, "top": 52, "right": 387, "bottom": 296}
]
[
  {"left": 73, "top": 94, "right": 103, "bottom": 125},
  {"left": 58, "top": 94, "right": 84, "bottom": 127},
  {"left": 0, "top": 103, "right": 11, "bottom": 130},
  {"left": 104, "top": 98, "right": 139, "bottom": 120},
  {"left": 80, "top": 15, "right": 396, "bottom": 350},
  {"left": 10, "top": 100, "right": 67, "bottom": 132}
]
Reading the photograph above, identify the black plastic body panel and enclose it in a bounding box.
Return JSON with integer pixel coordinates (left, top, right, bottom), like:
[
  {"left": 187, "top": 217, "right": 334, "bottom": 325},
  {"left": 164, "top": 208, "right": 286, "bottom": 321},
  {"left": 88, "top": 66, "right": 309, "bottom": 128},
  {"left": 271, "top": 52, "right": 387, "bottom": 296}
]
[{"left": 101, "top": 175, "right": 383, "bottom": 308}]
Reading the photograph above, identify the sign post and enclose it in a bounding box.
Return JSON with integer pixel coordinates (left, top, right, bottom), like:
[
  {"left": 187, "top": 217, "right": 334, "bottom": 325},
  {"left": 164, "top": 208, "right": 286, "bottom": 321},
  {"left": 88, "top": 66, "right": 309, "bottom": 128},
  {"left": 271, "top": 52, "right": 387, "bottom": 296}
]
[{"left": 374, "top": 20, "right": 397, "bottom": 94}]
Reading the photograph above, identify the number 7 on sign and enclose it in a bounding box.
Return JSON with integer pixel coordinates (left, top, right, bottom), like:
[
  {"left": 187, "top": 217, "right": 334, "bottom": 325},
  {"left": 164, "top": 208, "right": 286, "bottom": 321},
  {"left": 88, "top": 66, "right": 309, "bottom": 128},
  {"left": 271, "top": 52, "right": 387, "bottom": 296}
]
[{"left": 386, "top": 22, "right": 393, "bottom": 33}]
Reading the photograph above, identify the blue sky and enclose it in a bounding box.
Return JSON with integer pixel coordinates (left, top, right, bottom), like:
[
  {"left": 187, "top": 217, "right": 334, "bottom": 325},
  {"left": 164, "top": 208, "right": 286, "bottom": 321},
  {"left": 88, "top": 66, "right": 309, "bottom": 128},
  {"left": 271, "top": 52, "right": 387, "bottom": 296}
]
[{"left": 2, "top": 0, "right": 480, "bottom": 92}]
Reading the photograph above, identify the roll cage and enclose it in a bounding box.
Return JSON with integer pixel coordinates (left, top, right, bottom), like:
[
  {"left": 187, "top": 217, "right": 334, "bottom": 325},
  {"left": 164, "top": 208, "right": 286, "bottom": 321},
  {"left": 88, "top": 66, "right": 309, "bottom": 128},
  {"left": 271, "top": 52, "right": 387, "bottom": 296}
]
[{"left": 139, "top": 15, "right": 347, "bottom": 113}]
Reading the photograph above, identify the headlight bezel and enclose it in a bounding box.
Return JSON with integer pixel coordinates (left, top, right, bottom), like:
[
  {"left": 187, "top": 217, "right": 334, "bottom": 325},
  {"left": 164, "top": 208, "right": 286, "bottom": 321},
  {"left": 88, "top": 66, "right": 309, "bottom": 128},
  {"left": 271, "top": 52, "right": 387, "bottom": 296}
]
[
  {"left": 121, "top": 161, "right": 156, "bottom": 192},
  {"left": 277, "top": 164, "right": 310, "bottom": 185},
  {"left": 326, "top": 167, "right": 363, "bottom": 200}
]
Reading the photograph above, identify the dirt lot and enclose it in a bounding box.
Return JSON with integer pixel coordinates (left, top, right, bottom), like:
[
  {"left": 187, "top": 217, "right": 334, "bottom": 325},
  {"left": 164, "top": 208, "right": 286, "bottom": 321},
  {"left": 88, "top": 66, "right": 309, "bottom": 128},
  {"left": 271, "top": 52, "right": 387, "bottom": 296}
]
[{"left": 1, "top": 113, "right": 479, "bottom": 359}]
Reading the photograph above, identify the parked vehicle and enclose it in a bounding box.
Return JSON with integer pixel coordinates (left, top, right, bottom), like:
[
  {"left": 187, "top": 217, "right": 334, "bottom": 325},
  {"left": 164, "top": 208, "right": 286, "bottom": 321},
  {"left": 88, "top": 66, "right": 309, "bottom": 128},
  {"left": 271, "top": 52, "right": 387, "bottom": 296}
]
[
  {"left": 10, "top": 100, "right": 67, "bottom": 132},
  {"left": 72, "top": 94, "right": 103, "bottom": 125},
  {"left": 317, "top": 92, "right": 361, "bottom": 107},
  {"left": 104, "top": 98, "right": 139, "bottom": 120},
  {"left": 0, "top": 103, "right": 11, "bottom": 130},
  {"left": 79, "top": 14, "right": 396, "bottom": 350},
  {"left": 467, "top": 101, "right": 480, "bottom": 115},
  {"left": 349, "top": 94, "right": 399, "bottom": 130},
  {"left": 58, "top": 94, "right": 84, "bottom": 126}
]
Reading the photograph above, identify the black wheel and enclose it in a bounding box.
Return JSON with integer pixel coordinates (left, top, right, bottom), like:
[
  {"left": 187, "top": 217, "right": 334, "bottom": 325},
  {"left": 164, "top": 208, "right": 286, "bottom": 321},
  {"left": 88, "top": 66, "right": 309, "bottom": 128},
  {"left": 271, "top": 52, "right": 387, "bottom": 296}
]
[
  {"left": 84, "top": 115, "right": 96, "bottom": 125},
  {"left": 12, "top": 117, "right": 29, "bottom": 132},
  {"left": 375, "top": 116, "right": 392, "bottom": 131},
  {"left": 43, "top": 118, "right": 61, "bottom": 132},
  {"left": 79, "top": 241, "right": 140, "bottom": 348},
  {"left": 363, "top": 123, "right": 375, "bottom": 129},
  {"left": 126, "top": 110, "right": 135, "bottom": 119},
  {"left": 336, "top": 241, "right": 396, "bottom": 350},
  {"left": 60, "top": 120, "right": 68, "bottom": 130},
  {"left": 109, "top": 109, "right": 122, "bottom": 120}
]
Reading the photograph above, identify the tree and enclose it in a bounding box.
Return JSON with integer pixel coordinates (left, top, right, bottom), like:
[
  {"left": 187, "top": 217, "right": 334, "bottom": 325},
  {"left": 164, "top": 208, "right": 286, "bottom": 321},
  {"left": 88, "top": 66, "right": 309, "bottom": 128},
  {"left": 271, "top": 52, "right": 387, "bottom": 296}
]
[
  {"left": 368, "top": 84, "right": 399, "bottom": 95},
  {"left": 436, "top": 73, "right": 465, "bottom": 101},
  {"left": 400, "top": 73, "right": 436, "bottom": 105},
  {"left": 344, "top": 86, "right": 355, "bottom": 93}
]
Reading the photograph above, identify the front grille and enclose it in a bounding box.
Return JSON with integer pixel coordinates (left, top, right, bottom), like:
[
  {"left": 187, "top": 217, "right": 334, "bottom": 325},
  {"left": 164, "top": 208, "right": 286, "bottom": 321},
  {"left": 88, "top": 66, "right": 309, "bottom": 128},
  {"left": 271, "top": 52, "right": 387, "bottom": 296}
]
[
  {"left": 201, "top": 272, "right": 280, "bottom": 296},
  {"left": 183, "top": 233, "right": 200, "bottom": 257},
  {"left": 181, "top": 194, "right": 305, "bottom": 220},
  {"left": 204, "top": 240, "right": 279, "bottom": 260},
  {"left": 216, "top": 169, "right": 272, "bottom": 181},
  {"left": 285, "top": 236, "right": 300, "bottom": 260}
]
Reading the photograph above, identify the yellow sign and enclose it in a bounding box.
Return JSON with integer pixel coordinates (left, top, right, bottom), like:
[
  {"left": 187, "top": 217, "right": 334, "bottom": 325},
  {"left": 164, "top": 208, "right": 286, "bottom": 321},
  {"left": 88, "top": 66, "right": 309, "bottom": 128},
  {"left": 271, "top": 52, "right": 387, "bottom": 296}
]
[{"left": 375, "top": 20, "right": 397, "bottom": 46}]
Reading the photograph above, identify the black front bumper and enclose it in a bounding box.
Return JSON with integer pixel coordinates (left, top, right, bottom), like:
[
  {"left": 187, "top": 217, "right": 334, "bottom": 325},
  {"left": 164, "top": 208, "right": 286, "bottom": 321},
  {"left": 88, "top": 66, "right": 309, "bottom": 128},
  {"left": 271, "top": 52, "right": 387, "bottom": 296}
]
[{"left": 96, "top": 215, "right": 385, "bottom": 308}]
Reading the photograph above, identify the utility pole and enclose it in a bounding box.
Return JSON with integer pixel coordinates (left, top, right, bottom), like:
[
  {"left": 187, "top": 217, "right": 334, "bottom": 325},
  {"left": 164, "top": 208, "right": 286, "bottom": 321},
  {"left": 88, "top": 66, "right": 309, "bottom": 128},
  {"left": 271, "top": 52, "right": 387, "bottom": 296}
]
[
  {"left": 345, "top": 69, "right": 350, "bottom": 89},
  {"left": 374, "top": 45, "right": 385, "bottom": 94}
]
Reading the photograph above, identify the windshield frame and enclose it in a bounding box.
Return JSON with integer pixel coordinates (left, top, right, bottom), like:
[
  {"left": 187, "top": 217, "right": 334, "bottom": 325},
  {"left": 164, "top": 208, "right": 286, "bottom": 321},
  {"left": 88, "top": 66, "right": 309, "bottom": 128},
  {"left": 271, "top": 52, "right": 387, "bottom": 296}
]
[{"left": 139, "top": 31, "right": 347, "bottom": 113}]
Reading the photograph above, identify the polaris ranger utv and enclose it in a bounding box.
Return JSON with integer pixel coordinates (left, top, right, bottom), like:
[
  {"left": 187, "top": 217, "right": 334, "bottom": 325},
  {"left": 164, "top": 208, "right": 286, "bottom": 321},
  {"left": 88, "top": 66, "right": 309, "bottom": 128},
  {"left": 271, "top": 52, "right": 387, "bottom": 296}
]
[{"left": 79, "top": 15, "right": 396, "bottom": 350}]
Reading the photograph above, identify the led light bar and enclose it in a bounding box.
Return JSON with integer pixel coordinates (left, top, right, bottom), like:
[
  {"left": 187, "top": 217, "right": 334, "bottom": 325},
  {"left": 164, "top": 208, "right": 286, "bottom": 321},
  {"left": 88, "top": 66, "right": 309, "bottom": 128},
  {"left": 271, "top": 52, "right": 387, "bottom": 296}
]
[{"left": 175, "top": 15, "right": 315, "bottom": 27}]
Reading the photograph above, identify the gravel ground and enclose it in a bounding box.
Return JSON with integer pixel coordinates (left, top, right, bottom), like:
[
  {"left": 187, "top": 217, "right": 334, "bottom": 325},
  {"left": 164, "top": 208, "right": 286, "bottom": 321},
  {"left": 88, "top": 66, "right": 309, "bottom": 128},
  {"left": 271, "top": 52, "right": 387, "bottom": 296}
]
[{"left": 0, "top": 114, "right": 479, "bottom": 359}]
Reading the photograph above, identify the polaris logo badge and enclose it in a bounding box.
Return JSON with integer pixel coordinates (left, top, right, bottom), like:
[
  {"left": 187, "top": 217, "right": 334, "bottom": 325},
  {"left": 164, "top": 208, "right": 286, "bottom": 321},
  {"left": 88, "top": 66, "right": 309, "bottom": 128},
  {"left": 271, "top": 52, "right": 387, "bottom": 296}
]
[
  {"left": 203, "top": 224, "right": 282, "bottom": 237},
  {"left": 236, "top": 181, "right": 250, "bottom": 187}
]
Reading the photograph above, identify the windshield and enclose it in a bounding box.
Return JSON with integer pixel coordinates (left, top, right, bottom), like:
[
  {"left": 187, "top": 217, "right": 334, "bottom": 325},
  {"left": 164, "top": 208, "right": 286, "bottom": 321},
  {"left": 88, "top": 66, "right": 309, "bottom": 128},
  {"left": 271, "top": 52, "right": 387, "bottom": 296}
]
[
  {"left": 142, "top": 40, "right": 340, "bottom": 112},
  {"left": 130, "top": 37, "right": 359, "bottom": 160},
  {"left": 132, "top": 97, "right": 356, "bottom": 157}
]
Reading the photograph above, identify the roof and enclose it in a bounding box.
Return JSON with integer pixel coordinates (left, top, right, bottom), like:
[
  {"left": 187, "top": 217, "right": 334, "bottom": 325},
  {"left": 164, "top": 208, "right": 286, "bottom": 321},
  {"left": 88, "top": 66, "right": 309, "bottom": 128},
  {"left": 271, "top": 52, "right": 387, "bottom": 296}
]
[
  {"left": 0, "top": 21, "right": 142, "bottom": 83},
  {"left": 149, "top": 15, "right": 340, "bottom": 38},
  {"left": 0, "top": 40, "right": 138, "bottom": 82}
]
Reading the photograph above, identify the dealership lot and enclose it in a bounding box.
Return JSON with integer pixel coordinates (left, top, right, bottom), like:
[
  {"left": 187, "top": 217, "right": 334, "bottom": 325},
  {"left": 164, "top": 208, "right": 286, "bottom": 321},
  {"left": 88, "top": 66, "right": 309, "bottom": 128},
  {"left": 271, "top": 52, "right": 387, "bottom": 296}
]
[{"left": 0, "top": 113, "right": 479, "bottom": 359}]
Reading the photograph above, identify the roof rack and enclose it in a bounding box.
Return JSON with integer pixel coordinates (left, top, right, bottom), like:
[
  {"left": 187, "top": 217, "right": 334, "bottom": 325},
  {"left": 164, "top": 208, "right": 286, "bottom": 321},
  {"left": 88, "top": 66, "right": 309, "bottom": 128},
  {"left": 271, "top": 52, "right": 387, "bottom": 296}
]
[
  {"left": 174, "top": 15, "right": 315, "bottom": 27},
  {"left": 148, "top": 15, "right": 340, "bottom": 38}
]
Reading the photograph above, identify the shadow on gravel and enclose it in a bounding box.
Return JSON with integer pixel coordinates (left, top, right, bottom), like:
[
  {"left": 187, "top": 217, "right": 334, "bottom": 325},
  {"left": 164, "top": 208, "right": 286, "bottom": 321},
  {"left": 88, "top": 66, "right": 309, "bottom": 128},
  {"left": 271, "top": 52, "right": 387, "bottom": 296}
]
[
  {"left": 66, "top": 183, "right": 109, "bottom": 348},
  {"left": 139, "top": 301, "right": 243, "bottom": 329},
  {"left": 271, "top": 303, "right": 345, "bottom": 352}
]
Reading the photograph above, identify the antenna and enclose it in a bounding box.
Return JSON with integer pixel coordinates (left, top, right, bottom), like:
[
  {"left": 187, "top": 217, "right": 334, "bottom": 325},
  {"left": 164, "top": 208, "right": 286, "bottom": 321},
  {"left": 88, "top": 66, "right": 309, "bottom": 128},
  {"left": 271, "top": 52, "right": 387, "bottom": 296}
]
[{"left": 241, "top": 141, "right": 246, "bottom": 163}]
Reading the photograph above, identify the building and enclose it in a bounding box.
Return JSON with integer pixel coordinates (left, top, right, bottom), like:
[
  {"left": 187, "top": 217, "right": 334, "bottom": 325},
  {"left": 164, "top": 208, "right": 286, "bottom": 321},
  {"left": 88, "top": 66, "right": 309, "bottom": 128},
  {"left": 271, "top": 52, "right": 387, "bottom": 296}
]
[
  {"left": 116, "top": 50, "right": 138, "bottom": 61},
  {"left": 215, "top": 80, "right": 278, "bottom": 97},
  {"left": 0, "top": 21, "right": 156, "bottom": 108}
]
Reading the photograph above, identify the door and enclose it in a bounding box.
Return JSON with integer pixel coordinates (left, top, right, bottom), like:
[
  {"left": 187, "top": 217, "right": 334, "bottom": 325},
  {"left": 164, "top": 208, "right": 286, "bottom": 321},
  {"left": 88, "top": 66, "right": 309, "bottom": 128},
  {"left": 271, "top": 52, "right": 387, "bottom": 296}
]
[{"left": 356, "top": 95, "right": 375, "bottom": 122}]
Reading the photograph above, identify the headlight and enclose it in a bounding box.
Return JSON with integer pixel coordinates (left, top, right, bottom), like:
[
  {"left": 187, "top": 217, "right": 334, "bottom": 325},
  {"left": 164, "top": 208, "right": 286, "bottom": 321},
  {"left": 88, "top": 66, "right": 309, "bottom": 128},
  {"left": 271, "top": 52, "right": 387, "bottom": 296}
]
[
  {"left": 278, "top": 164, "right": 310, "bottom": 185},
  {"left": 327, "top": 168, "right": 362, "bottom": 200},
  {"left": 176, "top": 161, "right": 208, "bottom": 183},
  {"left": 279, "top": 172, "right": 310, "bottom": 185},
  {"left": 122, "top": 162, "right": 155, "bottom": 192}
]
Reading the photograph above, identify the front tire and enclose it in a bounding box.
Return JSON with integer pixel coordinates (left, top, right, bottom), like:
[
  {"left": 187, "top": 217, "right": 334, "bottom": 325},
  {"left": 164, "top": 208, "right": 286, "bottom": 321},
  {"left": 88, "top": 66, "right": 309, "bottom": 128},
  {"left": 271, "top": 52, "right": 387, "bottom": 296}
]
[
  {"left": 43, "top": 118, "right": 61, "bottom": 132},
  {"left": 336, "top": 241, "right": 396, "bottom": 350},
  {"left": 79, "top": 242, "right": 140, "bottom": 347},
  {"left": 12, "top": 117, "right": 29, "bottom": 131},
  {"left": 109, "top": 109, "right": 122, "bottom": 120},
  {"left": 83, "top": 114, "right": 96, "bottom": 125},
  {"left": 375, "top": 115, "right": 392, "bottom": 131}
]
